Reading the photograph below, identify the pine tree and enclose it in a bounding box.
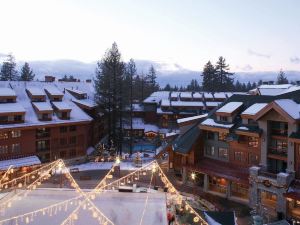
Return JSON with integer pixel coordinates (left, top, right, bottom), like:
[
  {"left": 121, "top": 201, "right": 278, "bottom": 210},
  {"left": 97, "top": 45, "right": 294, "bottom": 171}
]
[
  {"left": 0, "top": 54, "right": 19, "bottom": 81},
  {"left": 201, "top": 61, "right": 216, "bottom": 92},
  {"left": 277, "top": 69, "right": 288, "bottom": 84},
  {"left": 163, "top": 84, "right": 171, "bottom": 91},
  {"left": 20, "top": 62, "right": 35, "bottom": 81},
  {"left": 125, "top": 59, "right": 136, "bottom": 156},
  {"left": 215, "top": 56, "right": 234, "bottom": 91},
  {"left": 94, "top": 42, "right": 125, "bottom": 154},
  {"left": 145, "top": 65, "right": 159, "bottom": 96},
  {"left": 187, "top": 79, "right": 201, "bottom": 91}
]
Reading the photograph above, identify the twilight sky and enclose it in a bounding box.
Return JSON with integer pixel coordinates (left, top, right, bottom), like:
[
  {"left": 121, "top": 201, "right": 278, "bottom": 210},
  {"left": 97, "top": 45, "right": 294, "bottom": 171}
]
[{"left": 0, "top": 0, "right": 299, "bottom": 72}]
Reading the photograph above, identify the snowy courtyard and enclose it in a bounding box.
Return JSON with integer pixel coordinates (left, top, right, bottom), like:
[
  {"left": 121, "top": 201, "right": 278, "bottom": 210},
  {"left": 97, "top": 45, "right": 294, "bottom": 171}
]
[{"left": 0, "top": 189, "right": 167, "bottom": 225}]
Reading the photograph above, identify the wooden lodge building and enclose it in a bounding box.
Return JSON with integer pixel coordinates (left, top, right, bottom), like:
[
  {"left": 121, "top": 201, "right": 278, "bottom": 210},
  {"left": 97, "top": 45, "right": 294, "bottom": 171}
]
[
  {"left": 0, "top": 81, "right": 102, "bottom": 165},
  {"left": 168, "top": 86, "right": 300, "bottom": 223}
]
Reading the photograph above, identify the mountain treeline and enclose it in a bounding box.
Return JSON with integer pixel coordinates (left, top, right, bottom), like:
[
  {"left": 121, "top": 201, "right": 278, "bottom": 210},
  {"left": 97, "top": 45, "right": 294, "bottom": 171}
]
[{"left": 162, "top": 57, "right": 291, "bottom": 93}]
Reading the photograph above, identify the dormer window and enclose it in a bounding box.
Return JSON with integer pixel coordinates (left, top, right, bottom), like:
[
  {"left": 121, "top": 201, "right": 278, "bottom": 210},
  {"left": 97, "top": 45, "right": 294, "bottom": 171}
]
[
  {"left": 32, "top": 102, "right": 53, "bottom": 121},
  {"left": 44, "top": 87, "right": 64, "bottom": 101},
  {"left": 26, "top": 88, "right": 46, "bottom": 102},
  {"left": 0, "top": 103, "right": 25, "bottom": 124},
  {"left": 0, "top": 88, "right": 17, "bottom": 103},
  {"left": 220, "top": 116, "right": 228, "bottom": 122},
  {"left": 51, "top": 102, "right": 72, "bottom": 120}
]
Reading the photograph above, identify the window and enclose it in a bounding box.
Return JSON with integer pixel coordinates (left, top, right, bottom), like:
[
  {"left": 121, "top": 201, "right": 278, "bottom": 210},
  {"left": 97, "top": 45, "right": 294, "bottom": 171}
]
[
  {"left": 36, "top": 128, "right": 50, "bottom": 138},
  {"left": 270, "top": 139, "right": 288, "bottom": 154},
  {"left": 205, "top": 146, "right": 215, "bottom": 156},
  {"left": 249, "top": 153, "right": 259, "bottom": 164},
  {"left": 60, "top": 151, "right": 66, "bottom": 158},
  {"left": 248, "top": 119, "right": 257, "bottom": 125},
  {"left": 14, "top": 115, "right": 22, "bottom": 121},
  {"left": 220, "top": 116, "right": 228, "bottom": 122},
  {"left": 206, "top": 132, "right": 214, "bottom": 140},
  {"left": 248, "top": 137, "right": 258, "bottom": 148},
  {"left": 271, "top": 121, "right": 288, "bottom": 136},
  {"left": 36, "top": 140, "right": 49, "bottom": 151},
  {"left": 218, "top": 133, "right": 227, "bottom": 141},
  {"left": 0, "top": 116, "right": 8, "bottom": 122},
  {"left": 42, "top": 113, "right": 49, "bottom": 120},
  {"left": 69, "top": 136, "right": 77, "bottom": 145},
  {"left": 69, "top": 149, "right": 76, "bottom": 157},
  {"left": 60, "top": 126, "right": 68, "bottom": 133},
  {"left": 12, "top": 143, "right": 21, "bottom": 153},
  {"left": 60, "top": 138, "right": 67, "bottom": 146},
  {"left": 11, "top": 130, "right": 21, "bottom": 138},
  {"left": 219, "top": 148, "right": 228, "bottom": 159},
  {"left": 0, "top": 145, "right": 8, "bottom": 154},
  {"left": 0, "top": 132, "right": 9, "bottom": 139},
  {"left": 234, "top": 152, "right": 243, "bottom": 161},
  {"left": 69, "top": 125, "right": 76, "bottom": 132}
]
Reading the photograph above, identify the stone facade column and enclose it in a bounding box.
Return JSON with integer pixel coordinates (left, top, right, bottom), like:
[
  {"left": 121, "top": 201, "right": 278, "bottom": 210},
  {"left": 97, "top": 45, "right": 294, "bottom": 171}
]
[
  {"left": 287, "top": 123, "right": 297, "bottom": 173},
  {"left": 249, "top": 166, "right": 260, "bottom": 208},
  {"left": 258, "top": 121, "right": 268, "bottom": 168}
]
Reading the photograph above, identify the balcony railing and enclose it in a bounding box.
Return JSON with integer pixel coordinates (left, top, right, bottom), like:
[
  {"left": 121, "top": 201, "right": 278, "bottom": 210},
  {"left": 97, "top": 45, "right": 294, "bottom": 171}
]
[{"left": 258, "top": 170, "right": 277, "bottom": 179}]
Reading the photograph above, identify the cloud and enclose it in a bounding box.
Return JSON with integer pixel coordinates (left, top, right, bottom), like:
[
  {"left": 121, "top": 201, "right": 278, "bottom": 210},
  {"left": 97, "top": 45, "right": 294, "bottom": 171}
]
[
  {"left": 0, "top": 52, "right": 7, "bottom": 58},
  {"left": 248, "top": 49, "right": 271, "bottom": 58},
  {"left": 241, "top": 64, "right": 253, "bottom": 71},
  {"left": 290, "top": 56, "right": 300, "bottom": 64}
]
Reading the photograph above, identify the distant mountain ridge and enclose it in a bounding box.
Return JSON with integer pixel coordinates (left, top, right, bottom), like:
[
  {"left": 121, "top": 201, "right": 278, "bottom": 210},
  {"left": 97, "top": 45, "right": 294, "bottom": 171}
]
[{"left": 12, "top": 59, "right": 300, "bottom": 87}]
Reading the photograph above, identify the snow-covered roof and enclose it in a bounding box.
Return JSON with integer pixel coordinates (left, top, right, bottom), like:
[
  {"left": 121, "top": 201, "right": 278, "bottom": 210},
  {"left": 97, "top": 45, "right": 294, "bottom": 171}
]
[
  {"left": 257, "top": 84, "right": 295, "bottom": 96},
  {"left": 66, "top": 88, "right": 86, "bottom": 95},
  {"left": 203, "top": 93, "right": 214, "bottom": 99},
  {"left": 161, "top": 99, "right": 171, "bottom": 107},
  {"left": 216, "top": 102, "right": 243, "bottom": 114},
  {"left": 52, "top": 101, "right": 72, "bottom": 111},
  {"left": 123, "top": 117, "right": 159, "bottom": 133},
  {"left": 0, "top": 81, "right": 93, "bottom": 129},
  {"left": 44, "top": 86, "right": 63, "bottom": 96},
  {"left": 0, "top": 87, "right": 16, "bottom": 97},
  {"left": 72, "top": 99, "right": 97, "bottom": 108},
  {"left": 180, "top": 92, "right": 192, "bottom": 98},
  {"left": 206, "top": 102, "right": 222, "bottom": 107},
  {"left": 242, "top": 103, "right": 268, "bottom": 116},
  {"left": 0, "top": 103, "right": 26, "bottom": 114},
  {"left": 201, "top": 118, "right": 234, "bottom": 129},
  {"left": 170, "top": 101, "right": 204, "bottom": 107},
  {"left": 170, "top": 92, "right": 179, "bottom": 98},
  {"left": 32, "top": 102, "right": 53, "bottom": 112},
  {"left": 193, "top": 92, "right": 202, "bottom": 98},
  {"left": 26, "top": 87, "right": 45, "bottom": 96},
  {"left": 274, "top": 99, "right": 300, "bottom": 119},
  {"left": 177, "top": 114, "right": 208, "bottom": 124},
  {"left": 0, "top": 156, "right": 41, "bottom": 170},
  {"left": 213, "top": 92, "right": 227, "bottom": 99},
  {"left": 143, "top": 91, "right": 170, "bottom": 104}
]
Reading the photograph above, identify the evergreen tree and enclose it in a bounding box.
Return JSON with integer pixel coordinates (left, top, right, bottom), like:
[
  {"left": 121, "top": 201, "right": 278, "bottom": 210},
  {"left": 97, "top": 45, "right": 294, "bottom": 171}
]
[
  {"left": 145, "top": 65, "right": 159, "bottom": 96},
  {"left": 163, "top": 84, "right": 171, "bottom": 91},
  {"left": 125, "top": 59, "right": 136, "bottom": 156},
  {"left": 277, "top": 69, "right": 288, "bottom": 84},
  {"left": 187, "top": 79, "right": 201, "bottom": 91},
  {"left": 201, "top": 61, "right": 216, "bottom": 92},
  {"left": 20, "top": 62, "right": 35, "bottom": 81},
  {"left": 94, "top": 42, "right": 125, "bottom": 154},
  {"left": 215, "top": 56, "right": 234, "bottom": 91},
  {"left": 258, "top": 80, "right": 263, "bottom": 86},
  {"left": 0, "top": 54, "right": 19, "bottom": 81}
]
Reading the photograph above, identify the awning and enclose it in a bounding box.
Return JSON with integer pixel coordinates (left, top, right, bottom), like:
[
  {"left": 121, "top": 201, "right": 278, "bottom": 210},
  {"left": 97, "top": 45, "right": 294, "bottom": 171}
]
[
  {"left": 0, "top": 156, "right": 41, "bottom": 171},
  {"left": 186, "top": 158, "right": 249, "bottom": 185}
]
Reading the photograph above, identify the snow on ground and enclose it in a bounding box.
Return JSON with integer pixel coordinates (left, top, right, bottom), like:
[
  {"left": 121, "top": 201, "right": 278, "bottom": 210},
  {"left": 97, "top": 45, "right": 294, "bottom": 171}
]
[{"left": 0, "top": 189, "right": 167, "bottom": 225}]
